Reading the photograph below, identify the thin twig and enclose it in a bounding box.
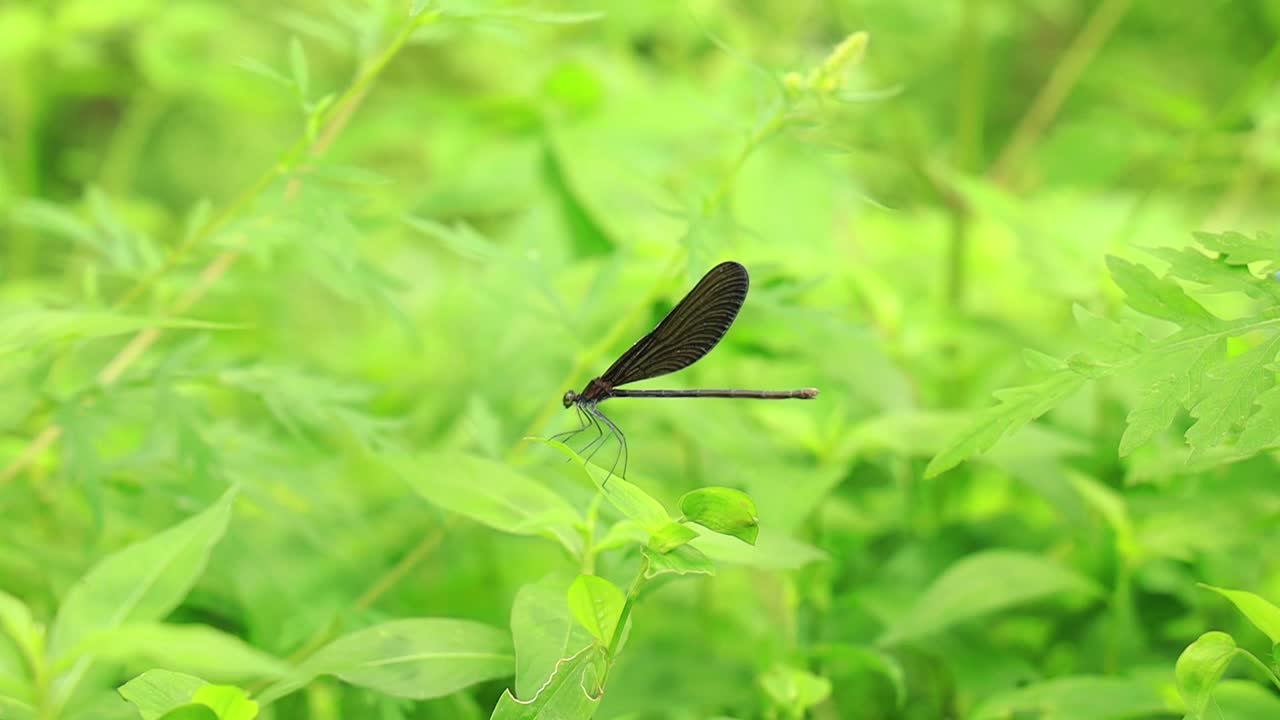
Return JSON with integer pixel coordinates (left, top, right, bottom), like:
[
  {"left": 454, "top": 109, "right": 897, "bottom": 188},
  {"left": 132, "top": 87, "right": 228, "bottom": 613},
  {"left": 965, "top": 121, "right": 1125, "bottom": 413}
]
[{"left": 990, "top": 0, "right": 1134, "bottom": 186}]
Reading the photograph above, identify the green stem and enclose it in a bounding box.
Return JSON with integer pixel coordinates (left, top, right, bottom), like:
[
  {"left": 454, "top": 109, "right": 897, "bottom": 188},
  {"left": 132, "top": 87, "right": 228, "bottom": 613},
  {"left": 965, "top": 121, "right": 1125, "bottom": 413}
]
[
  {"left": 1238, "top": 650, "right": 1280, "bottom": 693},
  {"left": 606, "top": 556, "right": 650, "bottom": 662}
]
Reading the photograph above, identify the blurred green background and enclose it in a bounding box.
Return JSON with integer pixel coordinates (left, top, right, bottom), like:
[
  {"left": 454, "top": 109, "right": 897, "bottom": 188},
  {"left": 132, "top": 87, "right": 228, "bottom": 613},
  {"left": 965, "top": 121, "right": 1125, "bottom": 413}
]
[{"left": 3, "top": 0, "right": 1280, "bottom": 718}]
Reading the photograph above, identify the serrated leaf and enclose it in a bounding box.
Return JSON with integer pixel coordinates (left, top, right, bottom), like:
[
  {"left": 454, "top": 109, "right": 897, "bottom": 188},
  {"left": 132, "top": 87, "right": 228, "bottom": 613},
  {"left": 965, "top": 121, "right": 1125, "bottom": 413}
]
[
  {"left": 646, "top": 522, "right": 699, "bottom": 554},
  {"left": 257, "top": 619, "right": 513, "bottom": 703},
  {"left": 510, "top": 573, "right": 594, "bottom": 700},
  {"left": 879, "top": 550, "right": 1099, "bottom": 645},
  {"left": 1105, "top": 255, "right": 1217, "bottom": 328},
  {"left": 1235, "top": 386, "right": 1280, "bottom": 454},
  {"left": 926, "top": 370, "right": 1088, "bottom": 477},
  {"left": 1199, "top": 585, "right": 1280, "bottom": 645},
  {"left": 566, "top": 576, "right": 624, "bottom": 646},
  {"left": 1185, "top": 335, "right": 1280, "bottom": 452},
  {"left": 118, "top": 670, "right": 208, "bottom": 720},
  {"left": 1119, "top": 374, "right": 1183, "bottom": 456},
  {"left": 489, "top": 645, "right": 606, "bottom": 720},
  {"left": 642, "top": 544, "right": 715, "bottom": 579},
  {"left": 1194, "top": 230, "right": 1279, "bottom": 267},
  {"left": 1146, "top": 246, "right": 1280, "bottom": 301},
  {"left": 1072, "top": 303, "right": 1149, "bottom": 359},
  {"left": 51, "top": 488, "right": 237, "bottom": 660},
  {"left": 678, "top": 488, "right": 759, "bottom": 545},
  {"left": 1176, "top": 631, "right": 1238, "bottom": 719}
]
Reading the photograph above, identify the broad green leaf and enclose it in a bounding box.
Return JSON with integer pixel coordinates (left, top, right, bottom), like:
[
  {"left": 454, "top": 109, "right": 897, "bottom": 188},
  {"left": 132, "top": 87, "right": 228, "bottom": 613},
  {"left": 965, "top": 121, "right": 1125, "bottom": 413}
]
[
  {"left": 566, "top": 576, "right": 624, "bottom": 646},
  {"left": 691, "top": 528, "right": 825, "bottom": 570},
  {"left": 970, "top": 676, "right": 1168, "bottom": 720},
  {"left": 403, "top": 451, "right": 581, "bottom": 555},
  {"left": 490, "top": 645, "right": 606, "bottom": 720},
  {"left": 1185, "top": 336, "right": 1280, "bottom": 452},
  {"left": 1200, "top": 585, "right": 1280, "bottom": 645},
  {"left": 678, "top": 488, "right": 759, "bottom": 545},
  {"left": 0, "top": 590, "right": 36, "bottom": 663},
  {"left": 118, "top": 670, "right": 208, "bottom": 720},
  {"left": 288, "top": 37, "right": 308, "bottom": 98},
  {"left": 759, "top": 665, "right": 830, "bottom": 715},
  {"left": 925, "top": 370, "right": 1088, "bottom": 477},
  {"left": 642, "top": 545, "right": 714, "bottom": 579},
  {"left": 156, "top": 706, "right": 218, "bottom": 720},
  {"left": 190, "top": 685, "right": 258, "bottom": 720},
  {"left": 1105, "top": 255, "right": 1216, "bottom": 328},
  {"left": 1118, "top": 374, "right": 1182, "bottom": 457},
  {"left": 647, "top": 522, "right": 698, "bottom": 554},
  {"left": 510, "top": 573, "right": 594, "bottom": 700},
  {"left": 531, "top": 439, "right": 671, "bottom": 534},
  {"left": 0, "top": 309, "right": 238, "bottom": 355},
  {"left": 1176, "top": 631, "right": 1238, "bottom": 719},
  {"left": 1194, "top": 230, "right": 1279, "bottom": 267},
  {"left": 50, "top": 487, "right": 237, "bottom": 660},
  {"left": 65, "top": 623, "right": 287, "bottom": 681},
  {"left": 257, "top": 619, "right": 513, "bottom": 703},
  {"left": 879, "top": 550, "right": 1099, "bottom": 644}
]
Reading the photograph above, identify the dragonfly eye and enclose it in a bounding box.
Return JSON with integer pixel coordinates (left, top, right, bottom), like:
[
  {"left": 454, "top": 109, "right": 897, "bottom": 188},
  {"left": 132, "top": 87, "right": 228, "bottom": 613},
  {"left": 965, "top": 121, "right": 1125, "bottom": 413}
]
[{"left": 562, "top": 391, "right": 577, "bottom": 408}]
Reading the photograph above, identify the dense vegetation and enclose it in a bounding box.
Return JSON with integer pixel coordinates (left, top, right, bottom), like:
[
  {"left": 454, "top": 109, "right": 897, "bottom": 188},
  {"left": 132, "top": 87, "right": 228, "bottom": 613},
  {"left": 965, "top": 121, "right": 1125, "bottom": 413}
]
[{"left": 2, "top": 1, "right": 1279, "bottom": 718}]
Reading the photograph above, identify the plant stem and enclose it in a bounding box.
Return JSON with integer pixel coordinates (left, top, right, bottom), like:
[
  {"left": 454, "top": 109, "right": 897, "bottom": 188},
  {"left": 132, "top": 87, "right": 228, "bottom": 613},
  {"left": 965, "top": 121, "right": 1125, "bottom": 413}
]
[{"left": 606, "top": 555, "right": 650, "bottom": 662}]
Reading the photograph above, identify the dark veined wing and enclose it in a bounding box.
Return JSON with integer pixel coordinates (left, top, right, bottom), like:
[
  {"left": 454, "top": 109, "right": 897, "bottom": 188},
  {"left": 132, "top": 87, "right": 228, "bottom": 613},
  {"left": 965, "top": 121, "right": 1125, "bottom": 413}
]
[{"left": 600, "top": 261, "right": 749, "bottom": 388}]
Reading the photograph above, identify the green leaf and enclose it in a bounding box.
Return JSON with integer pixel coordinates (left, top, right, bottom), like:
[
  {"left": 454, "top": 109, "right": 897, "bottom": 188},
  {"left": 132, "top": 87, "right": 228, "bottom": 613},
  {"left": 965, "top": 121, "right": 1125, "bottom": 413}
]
[
  {"left": 490, "top": 645, "right": 606, "bottom": 720},
  {"left": 759, "top": 665, "right": 831, "bottom": 715},
  {"left": 1105, "top": 255, "right": 1216, "bottom": 328},
  {"left": 879, "top": 550, "right": 1099, "bottom": 645},
  {"left": 1199, "top": 585, "right": 1280, "bottom": 645},
  {"left": 402, "top": 451, "right": 582, "bottom": 555},
  {"left": 50, "top": 488, "right": 237, "bottom": 660},
  {"left": 156, "top": 706, "right": 218, "bottom": 720},
  {"left": 541, "top": 139, "right": 614, "bottom": 259},
  {"left": 815, "top": 645, "right": 905, "bottom": 709},
  {"left": 510, "top": 573, "right": 594, "bottom": 700},
  {"left": 118, "top": 670, "right": 208, "bottom": 720},
  {"left": 970, "top": 676, "right": 1168, "bottom": 720},
  {"left": 1194, "top": 230, "right": 1279, "bottom": 267},
  {"left": 531, "top": 439, "right": 671, "bottom": 534},
  {"left": 1118, "top": 373, "right": 1183, "bottom": 456},
  {"left": 646, "top": 522, "right": 699, "bottom": 553},
  {"left": 190, "top": 685, "right": 258, "bottom": 720},
  {"left": 1176, "top": 631, "right": 1238, "bottom": 719},
  {"left": 288, "top": 37, "right": 308, "bottom": 98},
  {"left": 64, "top": 623, "right": 288, "bottom": 681},
  {"left": 678, "top": 488, "right": 759, "bottom": 545},
  {"left": 1146, "top": 246, "right": 1280, "bottom": 301},
  {"left": 691, "top": 528, "right": 825, "bottom": 570},
  {"left": 0, "top": 309, "right": 239, "bottom": 355},
  {"left": 1236, "top": 386, "right": 1280, "bottom": 454},
  {"left": 1185, "top": 335, "right": 1280, "bottom": 452},
  {"left": 257, "top": 619, "right": 513, "bottom": 703},
  {"left": 566, "top": 576, "right": 624, "bottom": 646},
  {"left": 642, "top": 545, "right": 715, "bottom": 579},
  {"left": 925, "top": 369, "right": 1088, "bottom": 477},
  {"left": 0, "top": 590, "right": 37, "bottom": 664}
]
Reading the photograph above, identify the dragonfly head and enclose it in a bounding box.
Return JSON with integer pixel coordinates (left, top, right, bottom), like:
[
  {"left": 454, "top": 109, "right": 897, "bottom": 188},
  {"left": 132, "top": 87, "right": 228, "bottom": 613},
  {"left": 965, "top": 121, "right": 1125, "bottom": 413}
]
[{"left": 562, "top": 390, "right": 578, "bottom": 408}]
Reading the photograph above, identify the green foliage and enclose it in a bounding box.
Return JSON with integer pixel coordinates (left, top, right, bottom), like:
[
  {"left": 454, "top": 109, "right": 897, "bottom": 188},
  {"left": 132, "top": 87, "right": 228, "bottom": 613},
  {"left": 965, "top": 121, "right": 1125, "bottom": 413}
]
[{"left": 4, "top": 0, "right": 1280, "bottom": 718}]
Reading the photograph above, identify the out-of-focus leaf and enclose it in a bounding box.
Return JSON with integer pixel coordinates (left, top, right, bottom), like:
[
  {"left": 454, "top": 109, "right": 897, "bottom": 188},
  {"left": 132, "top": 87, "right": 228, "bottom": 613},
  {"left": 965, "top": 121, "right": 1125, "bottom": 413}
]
[
  {"left": 970, "top": 676, "right": 1169, "bottom": 720},
  {"left": 65, "top": 623, "right": 287, "bottom": 681},
  {"left": 118, "top": 670, "right": 208, "bottom": 720},
  {"left": 257, "top": 619, "right": 513, "bottom": 703},
  {"left": 51, "top": 488, "right": 237, "bottom": 660},
  {"left": 759, "top": 665, "right": 830, "bottom": 716},
  {"left": 690, "top": 528, "right": 825, "bottom": 570},
  {"left": 879, "top": 550, "right": 1099, "bottom": 645},
  {"left": 0, "top": 310, "right": 238, "bottom": 355},
  {"left": 541, "top": 140, "right": 614, "bottom": 258}
]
